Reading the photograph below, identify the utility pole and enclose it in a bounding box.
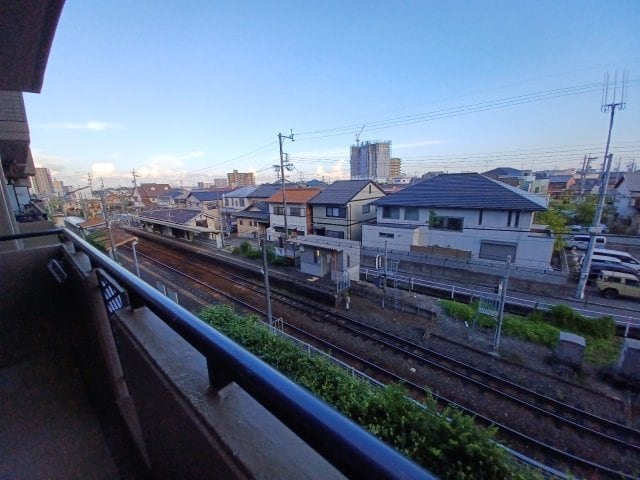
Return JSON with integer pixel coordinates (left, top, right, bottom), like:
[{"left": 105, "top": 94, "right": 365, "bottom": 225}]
[
  {"left": 493, "top": 255, "right": 511, "bottom": 352},
  {"left": 382, "top": 240, "right": 388, "bottom": 309},
  {"left": 576, "top": 71, "right": 627, "bottom": 299},
  {"left": 131, "top": 168, "right": 138, "bottom": 188},
  {"left": 99, "top": 178, "right": 117, "bottom": 260},
  {"left": 278, "top": 131, "right": 294, "bottom": 249},
  {"left": 580, "top": 154, "right": 597, "bottom": 195},
  {"left": 261, "top": 237, "right": 273, "bottom": 328}
]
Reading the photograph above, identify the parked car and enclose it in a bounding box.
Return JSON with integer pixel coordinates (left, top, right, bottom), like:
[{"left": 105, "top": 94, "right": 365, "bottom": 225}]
[
  {"left": 588, "top": 261, "right": 639, "bottom": 283},
  {"left": 565, "top": 235, "right": 607, "bottom": 250},
  {"left": 597, "top": 270, "right": 640, "bottom": 299},
  {"left": 593, "top": 248, "right": 640, "bottom": 271}
]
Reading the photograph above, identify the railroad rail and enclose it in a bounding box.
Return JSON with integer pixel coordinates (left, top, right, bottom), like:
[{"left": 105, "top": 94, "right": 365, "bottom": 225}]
[{"left": 124, "top": 241, "right": 640, "bottom": 479}]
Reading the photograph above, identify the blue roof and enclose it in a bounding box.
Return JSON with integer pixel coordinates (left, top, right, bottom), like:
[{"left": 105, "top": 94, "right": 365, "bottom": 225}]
[
  {"left": 250, "top": 184, "right": 281, "bottom": 198},
  {"left": 309, "top": 180, "right": 383, "bottom": 205},
  {"left": 188, "top": 190, "right": 224, "bottom": 201},
  {"left": 373, "top": 173, "right": 546, "bottom": 211}
]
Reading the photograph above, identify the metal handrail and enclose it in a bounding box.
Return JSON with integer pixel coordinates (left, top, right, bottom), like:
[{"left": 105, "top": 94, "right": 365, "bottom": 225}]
[{"left": 1, "top": 229, "right": 434, "bottom": 480}]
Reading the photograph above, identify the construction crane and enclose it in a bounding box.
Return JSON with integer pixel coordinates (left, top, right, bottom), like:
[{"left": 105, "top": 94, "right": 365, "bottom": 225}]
[{"left": 355, "top": 124, "right": 365, "bottom": 147}]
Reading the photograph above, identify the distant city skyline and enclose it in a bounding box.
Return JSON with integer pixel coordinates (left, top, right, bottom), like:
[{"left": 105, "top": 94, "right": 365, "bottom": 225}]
[{"left": 23, "top": 1, "right": 639, "bottom": 188}]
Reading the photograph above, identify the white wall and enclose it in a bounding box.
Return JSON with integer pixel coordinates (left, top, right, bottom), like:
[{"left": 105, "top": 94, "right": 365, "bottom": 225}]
[{"left": 365, "top": 206, "right": 553, "bottom": 267}]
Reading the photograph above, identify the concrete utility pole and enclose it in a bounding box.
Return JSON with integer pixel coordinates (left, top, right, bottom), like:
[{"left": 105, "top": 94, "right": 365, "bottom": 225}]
[
  {"left": 278, "top": 131, "right": 294, "bottom": 247},
  {"left": 261, "top": 237, "right": 273, "bottom": 327},
  {"left": 99, "top": 178, "right": 117, "bottom": 261},
  {"left": 579, "top": 154, "right": 597, "bottom": 195},
  {"left": 131, "top": 168, "right": 138, "bottom": 188},
  {"left": 382, "top": 240, "right": 388, "bottom": 309},
  {"left": 576, "top": 71, "right": 627, "bottom": 299},
  {"left": 493, "top": 255, "right": 511, "bottom": 352}
]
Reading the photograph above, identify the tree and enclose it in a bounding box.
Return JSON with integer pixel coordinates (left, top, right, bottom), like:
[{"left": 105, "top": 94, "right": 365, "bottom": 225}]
[{"left": 534, "top": 208, "right": 568, "bottom": 251}]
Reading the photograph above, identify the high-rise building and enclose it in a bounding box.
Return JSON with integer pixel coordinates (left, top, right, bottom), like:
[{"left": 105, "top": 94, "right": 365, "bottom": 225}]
[
  {"left": 227, "top": 169, "right": 255, "bottom": 188},
  {"left": 350, "top": 141, "right": 391, "bottom": 181},
  {"left": 32, "top": 167, "right": 55, "bottom": 194},
  {"left": 213, "top": 177, "right": 228, "bottom": 187},
  {"left": 389, "top": 158, "right": 402, "bottom": 179}
]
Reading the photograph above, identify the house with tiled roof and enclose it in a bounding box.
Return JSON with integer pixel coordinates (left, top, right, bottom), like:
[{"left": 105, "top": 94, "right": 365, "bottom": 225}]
[
  {"left": 264, "top": 187, "right": 321, "bottom": 240},
  {"left": 132, "top": 183, "right": 173, "bottom": 209},
  {"left": 547, "top": 175, "right": 576, "bottom": 198},
  {"left": 139, "top": 208, "right": 221, "bottom": 244},
  {"left": 308, "top": 180, "right": 385, "bottom": 241},
  {"left": 364, "top": 173, "right": 553, "bottom": 267},
  {"left": 222, "top": 186, "right": 257, "bottom": 233},
  {"left": 185, "top": 190, "right": 227, "bottom": 230},
  {"left": 614, "top": 172, "right": 640, "bottom": 220},
  {"left": 233, "top": 201, "right": 270, "bottom": 239}
]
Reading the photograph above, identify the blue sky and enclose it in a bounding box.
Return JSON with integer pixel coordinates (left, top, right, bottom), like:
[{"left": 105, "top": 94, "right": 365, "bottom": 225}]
[{"left": 24, "top": 0, "right": 640, "bottom": 188}]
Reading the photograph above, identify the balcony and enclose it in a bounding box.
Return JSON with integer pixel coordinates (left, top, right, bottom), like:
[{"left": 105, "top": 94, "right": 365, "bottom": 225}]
[{"left": 0, "top": 228, "right": 434, "bottom": 479}]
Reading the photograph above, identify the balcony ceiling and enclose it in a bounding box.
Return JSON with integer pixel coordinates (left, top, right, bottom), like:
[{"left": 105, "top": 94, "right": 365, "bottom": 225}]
[{"left": 0, "top": 1, "right": 65, "bottom": 93}]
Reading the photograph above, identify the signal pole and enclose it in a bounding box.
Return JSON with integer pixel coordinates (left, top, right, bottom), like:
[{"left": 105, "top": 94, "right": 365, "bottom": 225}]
[
  {"left": 278, "top": 131, "right": 294, "bottom": 247},
  {"left": 576, "top": 71, "right": 627, "bottom": 300}
]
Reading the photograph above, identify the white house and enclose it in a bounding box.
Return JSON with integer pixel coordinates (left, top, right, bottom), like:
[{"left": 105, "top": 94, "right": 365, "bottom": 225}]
[
  {"left": 264, "top": 187, "right": 321, "bottom": 240},
  {"left": 363, "top": 173, "right": 554, "bottom": 268},
  {"left": 614, "top": 172, "right": 640, "bottom": 218}
]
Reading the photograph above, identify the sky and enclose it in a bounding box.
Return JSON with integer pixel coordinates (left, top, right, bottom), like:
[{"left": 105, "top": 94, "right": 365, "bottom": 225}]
[{"left": 24, "top": 0, "right": 640, "bottom": 189}]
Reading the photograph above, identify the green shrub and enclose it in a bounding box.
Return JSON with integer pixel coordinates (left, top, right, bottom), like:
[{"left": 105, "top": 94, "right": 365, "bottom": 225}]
[
  {"left": 584, "top": 337, "right": 622, "bottom": 366},
  {"left": 439, "top": 300, "right": 474, "bottom": 321},
  {"left": 198, "top": 305, "right": 536, "bottom": 479},
  {"left": 239, "top": 240, "right": 252, "bottom": 254},
  {"left": 545, "top": 305, "right": 615, "bottom": 339}
]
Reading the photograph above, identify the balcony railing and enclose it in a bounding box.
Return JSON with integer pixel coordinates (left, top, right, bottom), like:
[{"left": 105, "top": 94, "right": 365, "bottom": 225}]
[{"left": 3, "top": 228, "right": 435, "bottom": 480}]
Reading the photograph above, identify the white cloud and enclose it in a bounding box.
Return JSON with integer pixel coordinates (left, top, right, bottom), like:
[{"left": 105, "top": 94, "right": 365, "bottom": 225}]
[
  {"left": 136, "top": 150, "right": 206, "bottom": 180},
  {"left": 42, "top": 121, "right": 124, "bottom": 131},
  {"left": 92, "top": 162, "right": 115, "bottom": 177}
]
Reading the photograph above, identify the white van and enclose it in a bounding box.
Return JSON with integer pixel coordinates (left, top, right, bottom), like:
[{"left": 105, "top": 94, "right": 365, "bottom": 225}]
[
  {"left": 593, "top": 248, "right": 640, "bottom": 271},
  {"left": 565, "top": 235, "right": 607, "bottom": 250}
]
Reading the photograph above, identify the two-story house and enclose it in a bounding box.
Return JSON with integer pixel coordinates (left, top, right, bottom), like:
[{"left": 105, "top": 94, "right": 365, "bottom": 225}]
[
  {"left": 222, "top": 186, "right": 257, "bottom": 233},
  {"left": 363, "top": 173, "right": 553, "bottom": 268},
  {"left": 614, "top": 172, "right": 640, "bottom": 223},
  {"left": 308, "top": 180, "right": 385, "bottom": 241},
  {"left": 234, "top": 201, "right": 270, "bottom": 239},
  {"left": 185, "top": 190, "right": 226, "bottom": 231},
  {"left": 265, "top": 188, "right": 321, "bottom": 239},
  {"left": 132, "top": 183, "right": 173, "bottom": 209}
]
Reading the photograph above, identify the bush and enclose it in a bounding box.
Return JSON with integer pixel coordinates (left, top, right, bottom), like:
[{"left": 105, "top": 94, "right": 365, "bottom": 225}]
[
  {"left": 545, "top": 305, "right": 615, "bottom": 339},
  {"left": 198, "top": 305, "right": 536, "bottom": 479},
  {"left": 239, "top": 240, "right": 252, "bottom": 254},
  {"left": 439, "top": 300, "right": 474, "bottom": 322},
  {"left": 584, "top": 337, "right": 622, "bottom": 366}
]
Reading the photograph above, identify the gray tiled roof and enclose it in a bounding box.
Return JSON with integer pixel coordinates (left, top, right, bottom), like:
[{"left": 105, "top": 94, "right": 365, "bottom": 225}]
[
  {"left": 617, "top": 172, "right": 640, "bottom": 192},
  {"left": 373, "top": 173, "right": 547, "bottom": 211},
  {"left": 308, "top": 180, "right": 381, "bottom": 205},
  {"left": 139, "top": 209, "right": 202, "bottom": 225},
  {"left": 250, "top": 184, "right": 282, "bottom": 198},
  {"left": 233, "top": 201, "right": 270, "bottom": 221},
  {"left": 188, "top": 190, "right": 224, "bottom": 201},
  {"left": 225, "top": 186, "right": 257, "bottom": 198}
]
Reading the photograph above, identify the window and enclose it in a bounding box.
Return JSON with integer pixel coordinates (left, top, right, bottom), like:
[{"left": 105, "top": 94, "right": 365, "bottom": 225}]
[
  {"left": 290, "top": 206, "right": 303, "bottom": 216},
  {"left": 382, "top": 206, "right": 400, "bottom": 219},
  {"left": 507, "top": 210, "right": 512, "bottom": 227},
  {"left": 274, "top": 206, "right": 285, "bottom": 215},
  {"left": 362, "top": 204, "right": 370, "bottom": 214},
  {"left": 404, "top": 207, "right": 419, "bottom": 221},
  {"left": 225, "top": 198, "right": 229, "bottom": 206},
  {"left": 627, "top": 279, "right": 640, "bottom": 287},
  {"left": 430, "top": 216, "right": 463, "bottom": 231},
  {"left": 239, "top": 199, "right": 245, "bottom": 207},
  {"left": 326, "top": 206, "right": 346, "bottom": 217},
  {"left": 239, "top": 220, "right": 244, "bottom": 225},
  {"left": 478, "top": 209, "right": 483, "bottom": 226},
  {"left": 313, "top": 249, "right": 320, "bottom": 264},
  {"left": 326, "top": 230, "right": 345, "bottom": 239},
  {"left": 379, "top": 232, "right": 394, "bottom": 238},
  {"left": 514, "top": 211, "right": 520, "bottom": 228},
  {"left": 368, "top": 185, "right": 372, "bottom": 193}
]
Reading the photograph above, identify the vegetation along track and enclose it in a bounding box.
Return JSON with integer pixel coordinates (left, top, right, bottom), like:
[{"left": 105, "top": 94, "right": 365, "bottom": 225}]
[{"left": 124, "top": 240, "right": 640, "bottom": 479}]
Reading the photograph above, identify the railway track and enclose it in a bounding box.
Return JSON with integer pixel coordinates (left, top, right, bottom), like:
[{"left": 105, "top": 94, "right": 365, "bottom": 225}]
[{"left": 122, "top": 240, "right": 640, "bottom": 479}]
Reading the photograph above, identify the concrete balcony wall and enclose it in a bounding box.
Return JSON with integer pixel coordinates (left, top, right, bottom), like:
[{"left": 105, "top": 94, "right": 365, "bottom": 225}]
[{"left": 113, "top": 307, "right": 344, "bottom": 480}]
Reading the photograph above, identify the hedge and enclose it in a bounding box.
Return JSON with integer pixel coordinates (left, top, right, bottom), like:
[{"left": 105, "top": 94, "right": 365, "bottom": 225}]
[{"left": 199, "top": 305, "right": 537, "bottom": 480}]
